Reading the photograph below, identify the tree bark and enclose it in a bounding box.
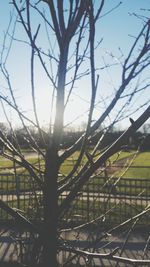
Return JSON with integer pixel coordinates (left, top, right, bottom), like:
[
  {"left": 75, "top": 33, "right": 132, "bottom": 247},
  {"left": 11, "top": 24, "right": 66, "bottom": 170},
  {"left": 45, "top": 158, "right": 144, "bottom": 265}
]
[
  {"left": 41, "top": 45, "right": 68, "bottom": 267},
  {"left": 42, "top": 147, "right": 59, "bottom": 267}
]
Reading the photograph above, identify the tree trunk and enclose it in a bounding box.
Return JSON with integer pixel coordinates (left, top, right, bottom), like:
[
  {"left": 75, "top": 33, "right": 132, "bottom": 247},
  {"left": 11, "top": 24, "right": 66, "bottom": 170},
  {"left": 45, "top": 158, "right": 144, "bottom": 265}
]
[
  {"left": 42, "top": 147, "right": 59, "bottom": 267},
  {"left": 41, "top": 46, "right": 68, "bottom": 267}
]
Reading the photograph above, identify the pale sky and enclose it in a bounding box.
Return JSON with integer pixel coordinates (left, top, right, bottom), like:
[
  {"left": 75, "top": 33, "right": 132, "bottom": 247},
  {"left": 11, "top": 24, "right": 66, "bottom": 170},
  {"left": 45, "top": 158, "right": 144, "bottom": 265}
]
[{"left": 0, "top": 1, "right": 150, "bottom": 130}]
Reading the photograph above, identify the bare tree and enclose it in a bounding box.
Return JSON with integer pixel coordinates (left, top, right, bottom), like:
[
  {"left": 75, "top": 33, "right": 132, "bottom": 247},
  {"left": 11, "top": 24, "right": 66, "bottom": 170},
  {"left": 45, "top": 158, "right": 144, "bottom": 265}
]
[{"left": 0, "top": 1, "right": 150, "bottom": 266}]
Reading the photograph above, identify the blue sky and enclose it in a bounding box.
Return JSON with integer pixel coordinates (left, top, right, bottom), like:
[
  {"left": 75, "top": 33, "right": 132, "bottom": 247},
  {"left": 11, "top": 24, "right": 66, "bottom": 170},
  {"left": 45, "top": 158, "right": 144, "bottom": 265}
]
[{"left": 0, "top": 1, "right": 150, "bottom": 130}]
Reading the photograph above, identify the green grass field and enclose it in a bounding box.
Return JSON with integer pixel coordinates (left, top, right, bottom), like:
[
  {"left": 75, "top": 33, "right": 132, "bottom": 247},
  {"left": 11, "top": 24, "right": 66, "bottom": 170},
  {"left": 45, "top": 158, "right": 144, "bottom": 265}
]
[
  {"left": 60, "top": 151, "right": 150, "bottom": 179},
  {"left": 112, "top": 152, "right": 150, "bottom": 179},
  {"left": 0, "top": 150, "right": 149, "bottom": 178}
]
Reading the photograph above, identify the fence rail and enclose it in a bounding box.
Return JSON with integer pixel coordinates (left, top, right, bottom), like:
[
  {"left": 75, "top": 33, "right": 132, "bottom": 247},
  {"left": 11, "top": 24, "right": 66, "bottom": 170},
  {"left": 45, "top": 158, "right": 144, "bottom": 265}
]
[{"left": 0, "top": 173, "right": 150, "bottom": 226}]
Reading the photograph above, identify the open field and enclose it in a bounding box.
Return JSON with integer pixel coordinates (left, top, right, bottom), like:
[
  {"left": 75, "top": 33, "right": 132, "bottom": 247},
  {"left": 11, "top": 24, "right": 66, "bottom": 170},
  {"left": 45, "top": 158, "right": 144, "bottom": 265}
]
[
  {"left": 122, "top": 152, "right": 150, "bottom": 178},
  {"left": 0, "top": 155, "right": 40, "bottom": 172},
  {"left": 108, "top": 152, "right": 150, "bottom": 179},
  {"left": 0, "top": 150, "right": 149, "bottom": 192},
  {"left": 0, "top": 151, "right": 149, "bottom": 178},
  {"left": 60, "top": 151, "right": 150, "bottom": 179}
]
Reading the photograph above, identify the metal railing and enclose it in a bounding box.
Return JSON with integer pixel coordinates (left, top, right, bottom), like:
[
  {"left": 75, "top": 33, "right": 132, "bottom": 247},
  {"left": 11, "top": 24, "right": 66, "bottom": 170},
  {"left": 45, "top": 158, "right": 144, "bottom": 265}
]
[
  {"left": 61, "top": 176, "right": 150, "bottom": 226},
  {"left": 0, "top": 173, "right": 150, "bottom": 226}
]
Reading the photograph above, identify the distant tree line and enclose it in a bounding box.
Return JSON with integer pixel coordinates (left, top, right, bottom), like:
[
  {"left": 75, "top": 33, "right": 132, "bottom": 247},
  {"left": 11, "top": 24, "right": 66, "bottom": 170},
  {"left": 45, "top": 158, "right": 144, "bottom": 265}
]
[
  {"left": 62, "top": 130, "right": 150, "bottom": 151},
  {"left": 0, "top": 123, "right": 149, "bottom": 151}
]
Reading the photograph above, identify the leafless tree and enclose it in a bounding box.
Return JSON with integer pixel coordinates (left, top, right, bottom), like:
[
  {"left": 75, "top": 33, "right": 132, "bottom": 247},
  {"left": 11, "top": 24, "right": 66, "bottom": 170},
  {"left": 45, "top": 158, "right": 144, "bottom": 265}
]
[{"left": 0, "top": 1, "right": 150, "bottom": 267}]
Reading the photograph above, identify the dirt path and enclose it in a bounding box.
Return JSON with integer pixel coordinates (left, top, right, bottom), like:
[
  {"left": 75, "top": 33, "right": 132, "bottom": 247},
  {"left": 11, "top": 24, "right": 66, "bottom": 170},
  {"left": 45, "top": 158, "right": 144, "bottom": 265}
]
[{"left": 105, "top": 152, "right": 138, "bottom": 175}]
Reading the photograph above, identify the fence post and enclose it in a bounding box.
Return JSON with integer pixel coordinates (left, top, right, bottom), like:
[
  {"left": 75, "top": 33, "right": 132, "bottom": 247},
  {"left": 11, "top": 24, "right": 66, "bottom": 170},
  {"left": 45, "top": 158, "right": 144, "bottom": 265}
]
[
  {"left": 87, "top": 182, "right": 90, "bottom": 222},
  {"left": 15, "top": 174, "right": 20, "bottom": 210},
  {"left": 14, "top": 160, "right": 20, "bottom": 211}
]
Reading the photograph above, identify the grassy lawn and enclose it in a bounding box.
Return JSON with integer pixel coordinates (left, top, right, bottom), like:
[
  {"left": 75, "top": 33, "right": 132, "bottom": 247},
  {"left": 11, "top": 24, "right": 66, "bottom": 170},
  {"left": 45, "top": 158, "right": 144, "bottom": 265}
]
[
  {"left": 60, "top": 151, "right": 150, "bottom": 178},
  {"left": 114, "top": 152, "right": 150, "bottom": 179},
  {"left": 0, "top": 151, "right": 149, "bottom": 191},
  {"left": 0, "top": 158, "right": 44, "bottom": 175},
  {"left": 0, "top": 150, "right": 149, "bottom": 176},
  {"left": 0, "top": 156, "right": 13, "bottom": 169},
  {"left": 59, "top": 150, "right": 133, "bottom": 175}
]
